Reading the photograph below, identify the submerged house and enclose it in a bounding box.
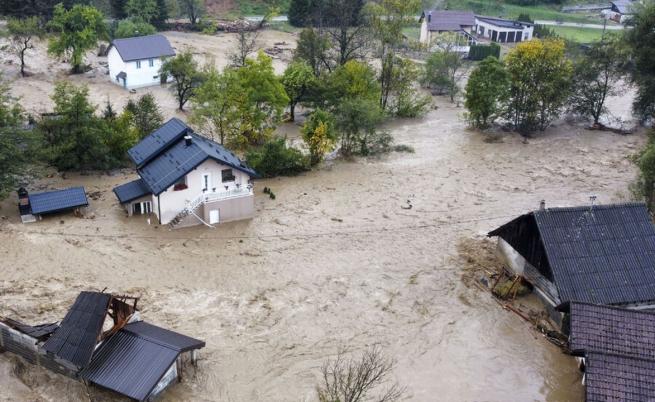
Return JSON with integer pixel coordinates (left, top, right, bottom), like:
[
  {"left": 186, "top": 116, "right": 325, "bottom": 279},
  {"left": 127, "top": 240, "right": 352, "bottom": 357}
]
[
  {"left": 488, "top": 203, "right": 655, "bottom": 316},
  {"left": 0, "top": 291, "right": 204, "bottom": 401},
  {"left": 17, "top": 187, "right": 88, "bottom": 223},
  {"left": 113, "top": 118, "right": 258, "bottom": 228},
  {"left": 565, "top": 302, "right": 655, "bottom": 401},
  {"left": 107, "top": 34, "right": 175, "bottom": 89}
]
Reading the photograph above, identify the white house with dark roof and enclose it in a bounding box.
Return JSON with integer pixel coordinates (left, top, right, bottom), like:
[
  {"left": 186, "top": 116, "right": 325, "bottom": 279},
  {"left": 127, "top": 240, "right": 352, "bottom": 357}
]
[
  {"left": 107, "top": 34, "right": 175, "bottom": 89},
  {"left": 474, "top": 16, "right": 533, "bottom": 43},
  {"left": 113, "top": 118, "right": 259, "bottom": 229}
]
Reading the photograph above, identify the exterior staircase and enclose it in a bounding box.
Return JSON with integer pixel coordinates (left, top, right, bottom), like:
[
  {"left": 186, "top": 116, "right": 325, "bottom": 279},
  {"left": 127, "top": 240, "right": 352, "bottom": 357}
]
[{"left": 168, "top": 193, "right": 208, "bottom": 229}]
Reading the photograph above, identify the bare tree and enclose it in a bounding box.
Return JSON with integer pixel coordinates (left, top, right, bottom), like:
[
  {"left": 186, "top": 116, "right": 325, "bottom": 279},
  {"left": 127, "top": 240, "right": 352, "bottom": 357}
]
[
  {"left": 230, "top": 29, "right": 260, "bottom": 68},
  {"left": 317, "top": 346, "right": 405, "bottom": 402}
]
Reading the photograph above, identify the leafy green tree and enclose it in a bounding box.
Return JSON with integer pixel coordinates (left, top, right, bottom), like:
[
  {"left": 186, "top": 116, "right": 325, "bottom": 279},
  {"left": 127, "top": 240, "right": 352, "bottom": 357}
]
[
  {"left": 7, "top": 17, "right": 45, "bottom": 77},
  {"left": 302, "top": 109, "right": 337, "bottom": 165},
  {"left": 152, "top": 0, "right": 169, "bottom": 29},
  {"left": 47, "top": 4, "right": 107, "bottom": 74},
  {"left": 161, "top": 50, "right": 201, "bottom": 111},
  {"left": 464, "top": 56, "right": 510, "bottom": 129},
  {"left": 178, "top": 0, "right": 204, "bottom": 26},
  {"left": 636, "top": 134, "right": 655, "bottom": 211},
  {"left": 110, "top": 0, "right": 128, "bottom": 18},
  {"left": 505, "top": 39, "right": 572, "bottom": 134},
  {"left": 246, "top": 138, "right": 309, "bottom": 178},
  {"left": 124, "top": 93, "right": 163, "bottom": 138},
  {"left": 114, "top": 18, "right": 157, "bottom": 38},
  {"left": 281, "top": 61, "right": 316, "bottom": 121},
  {"left": 191, "top": 66, "right": 239, "bottom": 145},
  {"left": 293, "top": 28, "right": 330, "bottom": 76},
  {"left": 125, "top": 0, "right": 158, "bottom": 24},
  {"left": 336, "top": 98, "right": 385, "bottom": 156},
  {"left": 423, "top": 34, "right": 465, "bottom": 102},
  {"left": 624, "top": 2, "right": 655, "bottom": 120},
  {"left": 328, "top": 60, "right": 381, "bottom": 106},
  {"left": 389, "top": 57, "right": 431, "bottom": 118},
  {"left": 101, "top": 110, "right": 139, "bottom": 165},
  {"left": 289, "top": 0, "right": 312, "bottom": 27}
]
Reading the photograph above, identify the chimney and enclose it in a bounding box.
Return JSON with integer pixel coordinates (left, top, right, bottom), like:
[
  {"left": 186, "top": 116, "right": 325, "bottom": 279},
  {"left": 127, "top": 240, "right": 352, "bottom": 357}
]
[
  {"left": 184, "top": 135, "right": 192, "bottom": 146},
  {"left": 539, "top": 200, "right": 546, "bottom": 210}
]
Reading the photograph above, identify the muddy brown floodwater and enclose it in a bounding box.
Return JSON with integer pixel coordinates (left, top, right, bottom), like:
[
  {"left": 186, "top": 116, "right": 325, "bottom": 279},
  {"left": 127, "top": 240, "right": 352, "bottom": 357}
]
[{"left": 0, "top": 29, "right": 645, "bottom": 402}]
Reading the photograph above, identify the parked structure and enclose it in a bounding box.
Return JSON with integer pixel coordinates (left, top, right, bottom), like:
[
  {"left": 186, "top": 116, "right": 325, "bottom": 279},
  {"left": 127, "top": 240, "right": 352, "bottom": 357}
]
[
  {"left": 107, "top": 34, "right": 175, "bottom": 89},
  {"left": 474, "top": 16, "right": 533, "bottom": 43},
  {"left": 113, "top": 118, "right": 259, "bottom": 228},
  {"left": 0, "top": 291, "right": 204, "bottom": 401},
  {"left": 488, "top": 202, "right": 655, "bottom": 319},
  {"left": 603, "top": 0, "right": 636, "bottom": 23},
  {"left": 564, "top": 302, "right": 655, "bottom": 401},
  {"left": 17, "top": 187, "right": 88, "bottom": 223}
]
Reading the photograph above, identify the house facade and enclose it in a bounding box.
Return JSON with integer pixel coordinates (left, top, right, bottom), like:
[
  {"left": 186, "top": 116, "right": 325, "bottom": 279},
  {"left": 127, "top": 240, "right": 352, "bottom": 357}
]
[
  {"left": 113, "top": 118, "right": 259, "bottom": 229},
  {"left": 474, "top": 16, "right": 533, "bottom": 43},
  {"left": 107, "top": 34, "right": 175, "bottom": 89}
]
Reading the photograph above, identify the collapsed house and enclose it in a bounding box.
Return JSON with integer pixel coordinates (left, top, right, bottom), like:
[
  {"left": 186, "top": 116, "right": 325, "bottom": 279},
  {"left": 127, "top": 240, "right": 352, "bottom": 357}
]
[
  {"left": 564, "top": 302, "right": 655, "bottom": 401},
  {"left": 488, "top": 202, "right": 655, "bottom": 322},
  {"left": 0, "top": 291, "right": 204, "bottom": 401}
]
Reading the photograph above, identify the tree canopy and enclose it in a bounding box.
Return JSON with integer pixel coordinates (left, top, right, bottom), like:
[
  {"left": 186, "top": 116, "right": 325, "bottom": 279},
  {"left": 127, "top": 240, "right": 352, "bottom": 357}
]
[
  {"left": 465, "top": 56, "right": 510, "bottom": 129},
  {"left": 7, "top": 17, "right": 45, "bottom": 77}
]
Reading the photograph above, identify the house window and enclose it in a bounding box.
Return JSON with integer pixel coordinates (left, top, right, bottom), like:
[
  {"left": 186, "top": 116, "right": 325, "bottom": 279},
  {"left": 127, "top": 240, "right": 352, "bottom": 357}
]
[
  {"left": 149, "top": 58, "right": 154, "bottom": 67},
  {"left": 136, "top": 60, "right": 141, "bottom": 69},
  {"left": 173, "top": 176, "right": 187, "bottom": 191},
  {"left": 222, "top": 169, "right": 235, "bottom": 183}
]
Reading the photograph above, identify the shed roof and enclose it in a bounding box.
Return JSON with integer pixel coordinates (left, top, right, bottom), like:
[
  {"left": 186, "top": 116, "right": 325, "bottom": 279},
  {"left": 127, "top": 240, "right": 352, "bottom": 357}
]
[
  {"left": 128, "top": 118, "right": 190, "bottom": 167},
  {"left": 110, "top": 34, "right": 175, "bottom": 62},
  {"left": 113, "top": 178, "right": 151, "bottom": 204},
  {"left": 80, "top": 321, "right": 204, "bottom": 401},
  {"left": 42, "top": 292, "right": 111, "bottom": 368},
  {"left": 28, "top": 187, "right": 88, "bottom": 215},
  {"left": 611, "top": 0, "right": 634, "bottom": 14},
  {"left": 421, "top": 10, "right": 475, "bottom": 31},
  {"left": 476, "top": 15, "right": 532, "bottom": 28},
  {"left": 490, "top": 203, "right": 655, "bottom": 306},
  {"left": 585, "top": 352, "right": 655, "bottom": 402}
]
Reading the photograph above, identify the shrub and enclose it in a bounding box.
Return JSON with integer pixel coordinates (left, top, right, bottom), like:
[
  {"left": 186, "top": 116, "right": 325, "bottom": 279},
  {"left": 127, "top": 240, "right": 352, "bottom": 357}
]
[
  {"left": 246, "top": 138, "right": 309, "bottom": 178},
  {"left": 468, "top": 43, "right": 500, "bottom": 61}
]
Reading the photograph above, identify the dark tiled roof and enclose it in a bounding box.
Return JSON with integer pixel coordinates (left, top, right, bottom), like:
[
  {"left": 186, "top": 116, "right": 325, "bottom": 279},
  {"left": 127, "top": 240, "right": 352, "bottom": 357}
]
[
  {"left": 128, "top": 118, "right": 190, "bottom": 167},
  {"left": 476, "top": 15, "right": 531, "bottom": 28},
  {"left": 0, "top": 317, "right": 58, "bottom": 341},
  {"left": 28, "top": 187, "right": 88, "bottom": 215},
  {"left": 138, "top": 132, "right": 258, "bottom": 196},
  {"left": 612, "top": 0, "right": 634, "bottom": 14},
  {"left": 110, "top": 34, "right": 175, "bottom": 62},
  {"left": 568, "top": 302, "right": 655, "bottom": 361},
  {"left": 113, "top": 178, "right": 151, "bottom": 204},
  {"left": 81, "top": 321, "right": 204, "bottom": 401},
  {"left": 421, "top": 10, "right": 475, "bottom": 31},
  {"left": 585, "top": 352, "right": 655, "bottom": 402},
  {"left": 42, "top": 292, "right": 111, "bottom": 369}
]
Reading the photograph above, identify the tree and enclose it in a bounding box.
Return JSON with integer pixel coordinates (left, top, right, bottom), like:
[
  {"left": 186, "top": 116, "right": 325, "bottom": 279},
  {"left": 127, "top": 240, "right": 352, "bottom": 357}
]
[
  {"left": 505, "top": 39, "right": 572, "bottom": 134},
  {"left": 569, "top": 37, "right": 625, "bottom": 125},
  {"left": 230, "top": 29, "right": 260, "bottom": 68},
  {"left": 110, "top": 0, "right": 128, "bottom": 19},
  {"left": 47, "top": 4, "right": 108, "bottom": 74},
  {"left": 178, "top": 0, "right": 203, "bottom": 26},
  {"left": 152, "top": 0, "right": 169, "bottom": 29},
  {"left": 464, "top": 56, "right": 510, "bottom": 129},
  {"left": 125, "top": 93, "right": 163, "bottom": 138},
  {"left": 289, "top": 0, "right": 312, "bottom": 27},
  {"left": 246, "top": 138, "right": 309, "bottom": 178},
  {"left": 114, "top": 18, "right": 157, "bottom": 38},
  {"left": 302, "top": 109, "right": 337, "bottom": 165},
  {"left": 294, "top": 28, "right": 330, "bottom": 76},
  {"left": 388, "top": 58, "right": 431, "bottom": 118},
  {"left": 316, "top": 346, "right": 405, "bottom": 402},
  {"left": 125, "top": 0, "right": 158, "bottom": 24},
  {"left": 319, "top": 0, "right": 369, "bottom": 70},
  {"left": 624, "top": 2, "right": 655, "bottom": 120},
  {"left": 161, "top": 50, "right": 201, "bottom": 111},
  {"left": 329, "top": 60, "right": 381, "bottom": 105},
  {"left": 191, "top": 66, "right": 239, "bottom": 145},
  {"left": 281, "top": 61, "right": 316, "bottom": 121},
  {"left": 336, "top": 98, "right": 385, "bottom": 156},
  {"left": 423, "top": 33, "right": 466, "bottom": 102},
  {"left": 7, "top": 17, "right": 45, "bottom": 77}
]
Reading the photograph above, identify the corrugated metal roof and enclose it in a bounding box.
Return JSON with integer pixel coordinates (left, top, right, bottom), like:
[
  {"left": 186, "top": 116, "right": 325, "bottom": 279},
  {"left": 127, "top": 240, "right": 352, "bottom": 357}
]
[
  {"left": 110, "top": 34, "right": 175, "bottom": 62},
  {"left": 28, "top": 187, "right": 88, "bottom": 215},
  {"left": 585, "top": 352, "right": 655, "bottom": 402},
  {"left": 128, "top": 118, "right": 190, "bottom": 167},
  {"left": 124, "top": 321, "right": 205, "bottom": 352},
  {"left": 422, "top": 10, "right": 475, "bottom": 31},
  {"left": 113, "top": 178, "right": 151, "bottom": 204},
  {"left": 42, "top": 292, "right": 111, "bottom": 369}
]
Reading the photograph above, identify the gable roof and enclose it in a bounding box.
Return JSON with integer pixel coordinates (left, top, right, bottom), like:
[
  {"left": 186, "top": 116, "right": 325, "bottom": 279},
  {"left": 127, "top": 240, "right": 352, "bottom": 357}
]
[
  {"left": 137, "top": 132, "right": 258, "bottom": 196},
  {"left": 128, "top": 118, "right": 190, "bottom": 167},
  {"left": 29, "top": 187, "right": 88, "bottom": 215},
  {"left": 476, "top": 15, "right": 532, "bottom": 28},
  {"left": 584, "top": 352, "right": 655, "bottom": 402},
  {"left": 110, "top": 34, "right": 175, "bottom": 62},
  {"left": 611, "top": 0, "right": 635, "bottom": 14},
  {"left": 42, "top": 292, "right": 111, "bottom": 369},
  {"left": 80, "top": 321, "right": 204, "bottom": 401},
  {"left": 421, "top": 10, "right": 475, "bottom": 31},
  {"left": 113, "top": 178, "right": 151, "bottom": 204},
  {"left": 489, "top": 203, "right": 655, "bottom": 306}
]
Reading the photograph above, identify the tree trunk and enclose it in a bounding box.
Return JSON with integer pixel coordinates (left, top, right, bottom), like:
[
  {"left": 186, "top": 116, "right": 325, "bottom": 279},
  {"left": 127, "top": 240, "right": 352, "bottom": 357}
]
[{"left": 289, "top": 103, "right": 296, "bottom": 122}]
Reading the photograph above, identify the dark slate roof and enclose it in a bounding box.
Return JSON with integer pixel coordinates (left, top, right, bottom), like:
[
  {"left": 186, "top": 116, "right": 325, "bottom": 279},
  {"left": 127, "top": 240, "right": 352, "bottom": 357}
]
[
  {"left": 1, "top": 317, "right": 58, "bottom": 341},
  {"left": 421, "top": 10, "right": 475, "bottom": 31},
  {"left": 128, "top": 118, "right": 190, "bottom": 167},
  {"left": 490, "top": 203, "right": 655, "bottom": 306},
  {"left": 568, "top": 302, "right": 655, "bottom": 360},
  {"left": 28, "top": 187, "right": 88, "bottom": 215},
  {"left": 42, "top": 292, "right": 111, "bottom": 368},
  {"left": 138, "top": 132, "right": 258, "bottom": 196},
  {"left": 80, "top": 321, "right": 204, "bottom": 401},
  {"left": 611, "top": 0, "right": 634, "bottom": 14},
  {"left": 476, "top": 15, "right": 532, "bottom": 28},
  {"left": 113, "top": 178, "right": 151, "bottom": 204},
  {"left": 585, "top": 352, "right": 655, "bottom": 402},
  {"left": 110, "top": 34, "right": 175, "bottom": 62}
]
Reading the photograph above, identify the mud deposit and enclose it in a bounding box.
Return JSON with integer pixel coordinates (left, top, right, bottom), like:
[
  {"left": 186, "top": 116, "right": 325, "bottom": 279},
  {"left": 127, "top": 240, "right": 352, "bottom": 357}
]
[{"left": 0, "top": 30, "right": 645, "bottom": 402}]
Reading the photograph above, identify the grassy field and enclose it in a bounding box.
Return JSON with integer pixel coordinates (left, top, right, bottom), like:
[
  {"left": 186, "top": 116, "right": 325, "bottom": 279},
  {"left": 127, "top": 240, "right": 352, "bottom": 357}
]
[
  {"left": 549, "top": 25, "right": 606, "bottom": 42},
  {"left": 444, "top": 0, "right": 602, "bottom": 23}
]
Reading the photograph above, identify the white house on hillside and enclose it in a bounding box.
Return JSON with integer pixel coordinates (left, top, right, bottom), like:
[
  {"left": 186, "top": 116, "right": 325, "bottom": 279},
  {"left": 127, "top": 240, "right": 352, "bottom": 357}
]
[
  {"left": 107, "top": 34, "right": 175, "bottom": 89},
  {"left": 474, "top": 16, "right": 533, "bottom": 43}
]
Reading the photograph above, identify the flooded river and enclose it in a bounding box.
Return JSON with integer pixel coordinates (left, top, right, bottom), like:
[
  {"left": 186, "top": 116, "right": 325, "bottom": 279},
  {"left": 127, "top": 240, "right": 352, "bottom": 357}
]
[{"left": 0, "top": 94, "right": 644, "bottom": 401}]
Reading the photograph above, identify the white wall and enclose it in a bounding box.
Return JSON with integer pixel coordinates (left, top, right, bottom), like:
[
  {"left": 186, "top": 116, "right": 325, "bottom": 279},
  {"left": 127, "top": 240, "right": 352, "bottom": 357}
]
[
  {"left": 157, "top": 159, "right": 252, "bottom": 225},
  {"left": 474, "top": 19, "right": 534, "bottom": 42},
  {"left": 107, "top": 47, "right": 169, "bottom": 89}
]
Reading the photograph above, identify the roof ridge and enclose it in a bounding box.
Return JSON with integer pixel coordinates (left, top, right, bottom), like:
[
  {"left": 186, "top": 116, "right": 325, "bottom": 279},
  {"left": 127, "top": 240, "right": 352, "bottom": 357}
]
[
  {"left": 571, "top": 301, "right": 655, "bottom": 317},
  {"left": 535, "top": 202, "right": 647, "bottom": 213}
]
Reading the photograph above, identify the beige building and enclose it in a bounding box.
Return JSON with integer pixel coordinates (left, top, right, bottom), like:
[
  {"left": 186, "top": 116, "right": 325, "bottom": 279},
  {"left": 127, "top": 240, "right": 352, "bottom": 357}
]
[{"left": 113, "top": 118, "right": 259, "bottom": 229}]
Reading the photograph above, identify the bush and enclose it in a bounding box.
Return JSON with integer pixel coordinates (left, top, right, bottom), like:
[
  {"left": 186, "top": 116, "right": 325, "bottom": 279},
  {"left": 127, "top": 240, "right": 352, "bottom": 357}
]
[
  {"left": 468, "top": 43, "right": 501, "bottom": 61},
  {"left": 246, "top": 138, "right": 309, "bottom": 178}
]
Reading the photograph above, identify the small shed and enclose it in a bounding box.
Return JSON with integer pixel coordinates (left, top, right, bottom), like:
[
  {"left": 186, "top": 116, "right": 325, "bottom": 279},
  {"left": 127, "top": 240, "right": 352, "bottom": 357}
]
[{"left": 18, "top": 187, "right": 88, "bottom": 223}]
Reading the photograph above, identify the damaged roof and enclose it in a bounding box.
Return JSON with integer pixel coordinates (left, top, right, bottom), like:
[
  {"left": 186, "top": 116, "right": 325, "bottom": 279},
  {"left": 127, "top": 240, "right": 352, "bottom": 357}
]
[
  {"left": 489, "top": 203, "right": 655, "bottom": 306},
  {"left": 81, "top": 321, "right": 205, "bottom": 401},
  {"left": 42, "top": 292, "right": 111, "bottom": 368},
  {"left": 110, "top": 34, "right": 175, "bottom": 62}
]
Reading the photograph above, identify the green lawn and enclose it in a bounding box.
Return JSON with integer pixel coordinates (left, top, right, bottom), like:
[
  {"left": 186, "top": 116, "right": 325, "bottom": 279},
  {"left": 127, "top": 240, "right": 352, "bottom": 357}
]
[
  {"left": 444, "top": 0, "right": 602, "bottom": 24},
  {"left": 549, "top": 25, "right": 606, "bottom": 42}
]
